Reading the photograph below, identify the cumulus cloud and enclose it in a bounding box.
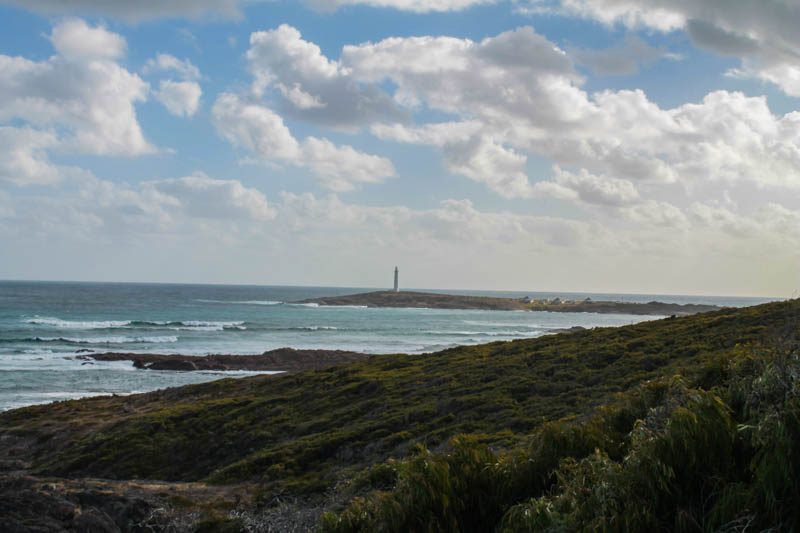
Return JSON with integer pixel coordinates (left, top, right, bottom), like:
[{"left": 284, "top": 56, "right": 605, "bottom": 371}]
[
  {"left": 0, "top": 127, "right": 61, "bottom": 186},
  {"left": 301, "top": 137, "right": 396, "bottom": 191},
  {"left": 371, "top": 120, "right": 484, "bottom": 145},
  {"left": 143, "top": 53, "right": 201, "bottom": 80},
  {"left": 149, "top": 173, "right": 276, "bottom": 220},
  {"left": 246, "top": 24, "right": 407, "bottom": 129},
  {"left": 212, "top": 92, "right": 301, "bottom": 160},
  {"left": 0, "top": 19, "right": 153, "bottom": 157},
  {"left": 3, "top": 170, "right": 278, "bottom": 250},
  {"left": 332, "top": 26, "right": 800, "bottom": 203},
  {"left": 341, "top": 27, "right": 583, "bottom": 196},
  {"left": 519, "top": 0, "right": 800, "bottom": 97},
  {"left": 535, "top": 166, "right": 641, "bottom": 207},
  {"left": 302, "top": 0, "right": 495, "bottom": 12},
  {"left": 155, "top": 80, "right": 202, "bottom": 117},
  {"left": 443, "top": 137, "right": 535, "bottom": 198},
  {"left": 623, "top": 200, "right": 688, "bottom": 228},
  {"left": 48, "top": 18, "right": 126, "bottom": 60},
  {"left": 212, "top": 93, "right": 395, "bottom": 190}
]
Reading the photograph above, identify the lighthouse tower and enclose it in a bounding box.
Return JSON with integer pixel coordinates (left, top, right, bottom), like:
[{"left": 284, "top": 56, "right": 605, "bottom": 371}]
[{"left": 393, "top": 266, "right": 399, "bottom": 292}]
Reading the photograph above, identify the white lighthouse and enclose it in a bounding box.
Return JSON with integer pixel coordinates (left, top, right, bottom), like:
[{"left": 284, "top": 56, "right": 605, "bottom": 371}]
[{"left": 393, "top": 266, "right": 399, "bottom": 292}]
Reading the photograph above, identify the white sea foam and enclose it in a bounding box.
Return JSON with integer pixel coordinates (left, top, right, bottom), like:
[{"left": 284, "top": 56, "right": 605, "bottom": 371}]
[
  {"left": 24, "top": 317, "right": 132, "bottom": 329},
  {"left": 424, "top": 330, "right": 537, "bottom": 337},
  {"left": 462, "top": 320, "right": 550, "bottom": 328},
  {"left": 34, "top": 336, "right": 179, "bottom": 344},
  {"left": 196, "top": 299, "right": 282, "bottom": 305},
  {"left": 290, "top": 325, "right": 338, "bottom": 331},
  {"left": 287, "top": 303, "right": 319, "bottom": 307},
  {"left": 181, "top": 320, "right": 244, "bottom": 327},
  {"left": 22, "top": 316, "right": 245, "bottom": 332},
  {"left": 161, "top": 321, "right": 246, "bottom": 331}
]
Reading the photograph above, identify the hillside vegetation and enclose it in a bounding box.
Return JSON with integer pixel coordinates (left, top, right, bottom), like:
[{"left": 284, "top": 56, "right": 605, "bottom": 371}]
[{"left": 1, "top": 300, "right": 799, "bottom": 531}]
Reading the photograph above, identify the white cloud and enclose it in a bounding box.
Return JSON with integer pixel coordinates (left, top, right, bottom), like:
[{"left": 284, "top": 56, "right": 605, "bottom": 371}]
[
  {"left": 0, "top": 127, "right": 60, "bottom": 186},
  {"left": 246, "top": 24, "right": 407, "bottom": 129},
  {"left": 155, "top": 80, "right": 202, "bottom": 117},
  {"left": 212, "top": 92, "right": 301, "bottom": 161},
  {"left": 371, "top": 121, "right": 484, "bottom": 145},
  {"left": 342, "top": 26, "right": 581, "bottom": 120},
  {"left": 623, "top": 200, "right": 688, "bottom": 228},
  {"left": 443, "top": 137, "right": 534, "bottom": 198},
  {"left": 275, "top": 83, "right": 327, "bottom": 110},
  {"left": 300, "top": 137, "right": 396, "bottom": 191},
  {"left": 689, "top": 202, "right": 759, "bottom": 238},
  {"left": 149, "top": 173, "right": 276, "bottom": 220},
  {"left": 48, "top": 18, "right": 127, "bottom": 61},
  {"left": 143, "top": 53, "right": 200, "bottom": 80},
  {"left": 212, "top": 93, "right": 395, "bottom": 190},
  {"left": 0, "top": 19, "right": 153, "bottom": 157},
  {"left": 520, "top": 0, "right": 800, "bottom": 97},
  {"left": 535, "top": 166, "right": 641, "bottom": 207},
  {"left": 3, "top": 170, "right": 278, "bottom": 248},
  {"left": 337, "top": 26, "right": 800, "bottom": 201},
  {"left": 302, "top": 0, "right": 495, "bottom": 12}
]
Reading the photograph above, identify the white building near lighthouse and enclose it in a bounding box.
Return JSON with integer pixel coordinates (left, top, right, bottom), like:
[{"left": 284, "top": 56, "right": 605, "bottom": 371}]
[{"left": 393, "top": 266, "right": 399, "bottom": 292}]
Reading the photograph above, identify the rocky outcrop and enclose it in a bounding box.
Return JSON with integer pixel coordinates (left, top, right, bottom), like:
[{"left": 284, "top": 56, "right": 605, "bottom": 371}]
[{"left": 84, "top": 347, "right": 374, "bottom": 372}]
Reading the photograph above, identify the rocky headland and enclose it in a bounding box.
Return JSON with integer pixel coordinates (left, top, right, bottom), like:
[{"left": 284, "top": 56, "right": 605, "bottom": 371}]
[{"left": 297, "top": 290, "right": 722, "bottom": 315}]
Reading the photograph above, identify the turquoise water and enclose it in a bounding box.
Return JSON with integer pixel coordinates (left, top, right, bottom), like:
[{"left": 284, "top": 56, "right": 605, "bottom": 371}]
[{"left": 0, "top": 281, "right": 776, "bottom": 411}]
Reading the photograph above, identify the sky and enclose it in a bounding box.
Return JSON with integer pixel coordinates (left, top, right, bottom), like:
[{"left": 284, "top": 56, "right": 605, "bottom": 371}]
[{"left": 0, "top": 0, "right": 799, "bottom": 297}]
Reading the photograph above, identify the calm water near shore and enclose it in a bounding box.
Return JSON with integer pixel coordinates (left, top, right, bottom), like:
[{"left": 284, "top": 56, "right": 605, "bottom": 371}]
[{"left": 0, "top": 281, "right": 776, "bottom": 411}]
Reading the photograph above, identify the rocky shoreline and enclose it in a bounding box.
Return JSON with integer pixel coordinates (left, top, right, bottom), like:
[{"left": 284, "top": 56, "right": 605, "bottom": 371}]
[
  {"left": 297, "top": 290, "right": 722, "bottom": 315},
  {"left": 80, "top": 347, "right": 374, "bottom": 372}
]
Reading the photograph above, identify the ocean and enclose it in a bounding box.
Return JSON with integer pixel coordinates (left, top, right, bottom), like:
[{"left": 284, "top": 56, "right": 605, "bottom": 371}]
[{"left": 0, "top": 281, "right": 776, "bottom": 412}]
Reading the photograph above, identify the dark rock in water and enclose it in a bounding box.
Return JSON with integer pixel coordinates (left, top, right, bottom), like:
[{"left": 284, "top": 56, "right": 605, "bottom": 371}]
[
  {"left": 75, "top": 349, "right": 94, "bottom": 354},
  {"left": 87, "top": 348, "right": 373, "bottom": 372},
  {"left": 546, "top": 326, "right": 587, "bottom": 334},
  {"left": 146, "top": 360, "right": 198, "bottom": 371}
]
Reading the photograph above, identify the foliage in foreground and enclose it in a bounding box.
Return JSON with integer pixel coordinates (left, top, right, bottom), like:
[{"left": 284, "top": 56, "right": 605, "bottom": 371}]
[{"left": 319, "top": 343, "right": 800, "bottom": 532}]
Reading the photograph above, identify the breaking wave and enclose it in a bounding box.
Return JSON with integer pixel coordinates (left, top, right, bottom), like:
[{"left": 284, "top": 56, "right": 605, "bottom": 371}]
[
  {"left": 23, "top": 317, "right": 245, "bottom": 331},
  {"left": 2, "top": 336, "right": 179, "bottom": 345}
]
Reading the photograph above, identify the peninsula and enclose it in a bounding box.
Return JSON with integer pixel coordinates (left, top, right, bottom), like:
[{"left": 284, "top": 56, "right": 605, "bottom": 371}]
[{"left": 296, "top": 290, "right": 721, "bottom": 315}]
